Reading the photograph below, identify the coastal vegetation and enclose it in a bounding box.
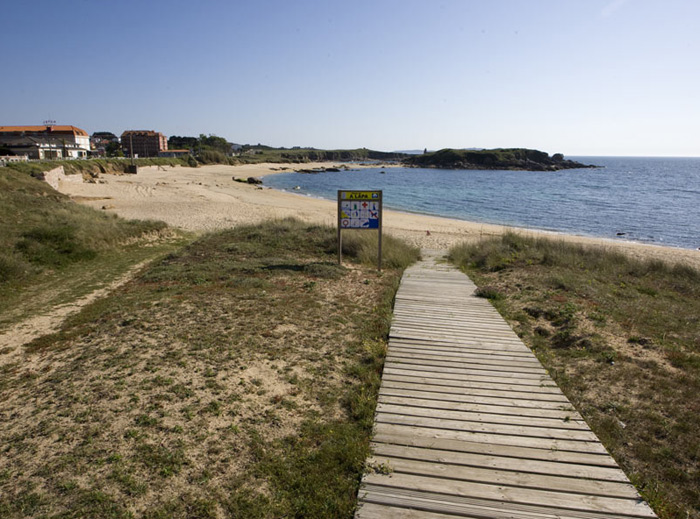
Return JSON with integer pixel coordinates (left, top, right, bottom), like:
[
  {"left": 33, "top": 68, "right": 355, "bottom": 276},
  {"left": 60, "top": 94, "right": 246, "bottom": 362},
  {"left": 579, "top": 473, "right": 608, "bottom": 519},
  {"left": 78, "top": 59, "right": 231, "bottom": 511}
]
[
  {"left": 450, "top": 233, "right": 700, "bottom": 519},
  {"left": 4, "top": 157, "right": 189, "bottom": 179},
  {"left": 0, "top": 168, "right": 184, "bottom": 329},
  {"left": 0, "top": 216, "right": 419, "bottom": 518},
  {"left": 169, "top": 133, "right": 408, "bottom": 164},
  {"left": 234, "top": 146, "right": 407, "bottom": 164},
  {"left": 405, "top": 147, "right": 595, "bottom": 170}
]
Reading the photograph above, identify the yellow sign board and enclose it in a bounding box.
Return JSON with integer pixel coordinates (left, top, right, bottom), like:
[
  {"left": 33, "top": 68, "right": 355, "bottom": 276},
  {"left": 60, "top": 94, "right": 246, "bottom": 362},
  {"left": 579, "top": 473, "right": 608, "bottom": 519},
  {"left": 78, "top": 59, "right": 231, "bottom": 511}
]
[
  {"left": 340, "top": 191, "right": 380, "bottom": 201},
  {"left": 337, "top": 190, "right": 383, "bottom": 270}
]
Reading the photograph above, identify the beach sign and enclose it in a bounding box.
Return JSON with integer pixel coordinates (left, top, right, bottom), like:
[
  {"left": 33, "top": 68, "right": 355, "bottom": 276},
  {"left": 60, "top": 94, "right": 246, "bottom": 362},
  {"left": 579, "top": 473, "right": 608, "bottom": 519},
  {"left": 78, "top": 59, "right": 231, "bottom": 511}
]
[{"left": 337, "top": 190, "right": 383, "bottom": 269}]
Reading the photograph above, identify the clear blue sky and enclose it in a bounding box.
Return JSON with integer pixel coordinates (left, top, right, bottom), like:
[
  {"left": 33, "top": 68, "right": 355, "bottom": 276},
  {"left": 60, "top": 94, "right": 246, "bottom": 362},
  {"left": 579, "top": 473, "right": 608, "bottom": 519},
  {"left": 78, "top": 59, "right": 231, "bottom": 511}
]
[{"left": 2, "top": 0, "right": 699, "bottom": 156}]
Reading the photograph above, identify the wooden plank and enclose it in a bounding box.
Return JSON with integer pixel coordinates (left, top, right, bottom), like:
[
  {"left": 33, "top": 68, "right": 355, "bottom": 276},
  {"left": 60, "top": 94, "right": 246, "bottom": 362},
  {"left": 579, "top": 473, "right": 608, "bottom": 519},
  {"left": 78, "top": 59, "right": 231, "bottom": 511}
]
[
  {"left": 391, "top": 334, "right": 531, "bottom": 347},
  {"left": 372, "top": 425, "right": 617, "bottom": 466},
  {"left": 361, "top": 474, "right": 656, "bottom": 518},
  {"left": 384, "top": 360, "right": 549, "bottom": 379},
  {"left": 380, "top": 383, "right": 572, "bottom": 408},
  {"left": 357, "top": 489, "right": 649, "bottom": 519},
  {"left": 385, "top": 352, "right": 549, "bottom": 374},
  {"left": 392, "top": 314, "right": 513, "bottom": 327},
  {"left": 394, "top": 303, "right": 497, "bottom": 313},
  {"left": 387, "top": 346, "right": 541, "bottom": 364},
  {"left": 390, "top": 331, "right": 522, "bottom": 343},
  {"left": 384, "top": 360, "right": 548, "bottom": 379},
  {"left": 370, "top": 443, "right": 629, "bottom": 482},
  {"left": 381, "top": 374, "right": 564, "bottom": 395},
  {"left": 393, "top": 307, "right": 503, "bottom": 317},
  {"left": 389, "top": 343, "right": 533, "bottom": 357},
  {"left": 392, "top": 315, "right": 515, "bottom": 329},
  {"left": 382, "top": 366, "right": 552, "bottom": 385},
  {"left": 374, "top": 413, "right": 602, "bottom": 444},
  {"left": 375, "top": 403, "right": 588, "bottom": 431},
  {"left": 391, "top": 318, "right": 516, "bottom": 331},
  {"left": 356, "top": 503, "right": 467, "bottom": 519},
  {"left": 388, "top": 339, "right": 533, "bottom": 353},
  {"left": 388, "top": 339, "right": 535, "bottom": 357},
  {"left": 390, "top": 336, "right": 533, "bottom": 348},
  {"left": 356, "top": 501, "right": 592, "bottom": 519},
  {"left": 378, "top": 395, "right": 581, "bottom": 420},
  {"left": 367, "top": 456, "right": 641, "bottom": 499}
]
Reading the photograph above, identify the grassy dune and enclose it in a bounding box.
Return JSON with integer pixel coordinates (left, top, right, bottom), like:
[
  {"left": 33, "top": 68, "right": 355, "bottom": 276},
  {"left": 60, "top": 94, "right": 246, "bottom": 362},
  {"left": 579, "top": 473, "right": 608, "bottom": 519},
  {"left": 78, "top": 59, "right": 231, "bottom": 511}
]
[
  {"left": 0, "top": 168, "right": 184, "bottom": 328},
  {"left": 4, "top": 158, "right": 191, "bottom": 179},
  {"left": 450, "top": 233, "right": 700, "bottom": 519},
  {"left": 0, "top": 219, "right": 419, "bottom": 518}
]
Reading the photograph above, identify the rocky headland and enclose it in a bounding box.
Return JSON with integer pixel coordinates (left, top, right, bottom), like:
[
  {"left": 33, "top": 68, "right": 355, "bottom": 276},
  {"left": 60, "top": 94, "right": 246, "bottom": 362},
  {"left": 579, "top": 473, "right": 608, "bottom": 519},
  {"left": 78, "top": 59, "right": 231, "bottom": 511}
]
[{"left": 403, "top": 148, "right": 597, "bottom": 171}]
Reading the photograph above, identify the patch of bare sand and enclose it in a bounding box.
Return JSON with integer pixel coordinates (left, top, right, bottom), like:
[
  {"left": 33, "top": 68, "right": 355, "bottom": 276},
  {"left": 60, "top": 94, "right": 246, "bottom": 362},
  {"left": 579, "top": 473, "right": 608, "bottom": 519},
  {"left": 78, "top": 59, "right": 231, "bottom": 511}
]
[
  {"left": 57, "top": 162, "right": 700, "bottom": 269},
  {"left": 0, "top": 260, "right": 150, "bottom": 368},
  {"left": 0, "top": 249, "right": 393, "bottom": 516}
]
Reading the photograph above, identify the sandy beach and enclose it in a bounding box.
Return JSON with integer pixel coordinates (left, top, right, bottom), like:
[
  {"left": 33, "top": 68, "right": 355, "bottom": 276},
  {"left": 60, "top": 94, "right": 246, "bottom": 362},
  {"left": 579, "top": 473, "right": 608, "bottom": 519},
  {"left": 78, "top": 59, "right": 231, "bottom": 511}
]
[{"left": 58, "top": 163, "right": 700, "bottom": 268}]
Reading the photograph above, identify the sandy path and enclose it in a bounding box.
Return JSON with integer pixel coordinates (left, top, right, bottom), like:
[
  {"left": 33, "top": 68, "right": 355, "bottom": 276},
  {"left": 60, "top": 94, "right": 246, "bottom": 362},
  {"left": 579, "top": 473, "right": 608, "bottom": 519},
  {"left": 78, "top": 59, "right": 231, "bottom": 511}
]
[
  {"left": 0, "top": 260, "right": 149, "bottom": 367},
  {"left": 58, "top": 163, "right": 700, "bottom": 269}
]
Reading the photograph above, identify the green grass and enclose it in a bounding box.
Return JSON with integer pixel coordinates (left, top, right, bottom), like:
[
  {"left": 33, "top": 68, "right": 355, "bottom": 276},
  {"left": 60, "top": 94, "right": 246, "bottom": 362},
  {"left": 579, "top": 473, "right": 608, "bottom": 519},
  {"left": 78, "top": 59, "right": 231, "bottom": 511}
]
[
  {"left": 0, "top": 219, "right": 419, "bottom": 518},
  {"left": 0, "top": 167, "right": 168, "bottom": 282},
  {"left": 0, "top": 167, "right": 186, "bottom": 328},
  {"left": 450, "top": 232, "right": 700, "bottom": 519},
  {"left": 232, "top": 147, "right": 406, "bottom": 164},
  {"left": 5, "top": 157, "right": 189, "bottom": 178}
]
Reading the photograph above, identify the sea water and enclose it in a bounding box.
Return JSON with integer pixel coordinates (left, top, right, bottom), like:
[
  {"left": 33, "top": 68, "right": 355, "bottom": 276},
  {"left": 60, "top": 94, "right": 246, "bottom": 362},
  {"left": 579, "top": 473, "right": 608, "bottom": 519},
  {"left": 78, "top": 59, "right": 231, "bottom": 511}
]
[{"left": 263, "top": 157, "right": 700, "bottom": 250}]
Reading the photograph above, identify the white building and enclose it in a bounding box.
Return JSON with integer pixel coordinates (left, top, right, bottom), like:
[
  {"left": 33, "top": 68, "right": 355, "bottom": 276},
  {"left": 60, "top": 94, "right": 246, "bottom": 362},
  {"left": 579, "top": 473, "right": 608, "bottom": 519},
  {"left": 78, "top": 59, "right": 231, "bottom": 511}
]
[{"left": 0, "top": 125, "right": 90, "bottom": 159}]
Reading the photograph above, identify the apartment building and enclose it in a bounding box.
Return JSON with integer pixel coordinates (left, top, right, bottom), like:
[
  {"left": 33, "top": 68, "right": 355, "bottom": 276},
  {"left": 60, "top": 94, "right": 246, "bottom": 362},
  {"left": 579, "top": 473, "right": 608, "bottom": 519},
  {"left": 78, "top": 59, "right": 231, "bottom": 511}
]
[
  {"left": 121, "top": 130, "right": 168, "bottom": 158},
  {"left": 0, "top": 125, "right": 90, "bottom": 159}
]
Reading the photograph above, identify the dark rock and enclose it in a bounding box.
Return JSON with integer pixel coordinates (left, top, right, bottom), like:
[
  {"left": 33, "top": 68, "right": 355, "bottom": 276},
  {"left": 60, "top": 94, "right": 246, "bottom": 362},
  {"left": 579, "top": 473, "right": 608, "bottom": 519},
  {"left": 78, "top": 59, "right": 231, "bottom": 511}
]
[
  {"left": 403, "top": 148, "right": 599, "bottom": 171},
  {"left": 247, "top": 177, "right": 263, "bottom": 185}
]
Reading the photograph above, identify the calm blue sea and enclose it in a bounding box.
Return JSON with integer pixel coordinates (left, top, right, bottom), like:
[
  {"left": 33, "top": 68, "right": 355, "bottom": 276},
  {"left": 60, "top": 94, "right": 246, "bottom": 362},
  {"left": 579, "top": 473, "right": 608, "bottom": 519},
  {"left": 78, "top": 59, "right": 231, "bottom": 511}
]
[{"left": 263, "top": 157, "right": 700, "bottom": 250}]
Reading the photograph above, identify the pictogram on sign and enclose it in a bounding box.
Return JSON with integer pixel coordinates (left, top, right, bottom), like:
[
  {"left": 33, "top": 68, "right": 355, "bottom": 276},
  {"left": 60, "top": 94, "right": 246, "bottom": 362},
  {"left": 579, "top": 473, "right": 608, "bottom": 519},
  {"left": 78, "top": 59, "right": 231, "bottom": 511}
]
[{"left": 337, "top": 190, "right": 383, "bottom": 270}]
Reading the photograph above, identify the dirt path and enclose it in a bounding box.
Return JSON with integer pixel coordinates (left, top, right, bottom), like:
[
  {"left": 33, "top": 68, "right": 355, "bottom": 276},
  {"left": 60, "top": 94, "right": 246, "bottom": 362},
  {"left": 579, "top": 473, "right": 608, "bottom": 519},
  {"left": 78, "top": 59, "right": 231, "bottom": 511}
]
[{"left": 0, "top": 260, "right": 148, "bottom": 367}]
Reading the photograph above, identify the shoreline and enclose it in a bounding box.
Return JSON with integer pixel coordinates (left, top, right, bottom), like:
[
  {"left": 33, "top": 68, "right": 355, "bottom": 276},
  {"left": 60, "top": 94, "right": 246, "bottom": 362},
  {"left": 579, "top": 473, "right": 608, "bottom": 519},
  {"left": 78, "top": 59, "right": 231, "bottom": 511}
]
[
  {"left": 279, "top": 185, "right": 694, "bottom": 255},
  {"left": 56, "top": 162, "right": 700, "bottom": 269}
]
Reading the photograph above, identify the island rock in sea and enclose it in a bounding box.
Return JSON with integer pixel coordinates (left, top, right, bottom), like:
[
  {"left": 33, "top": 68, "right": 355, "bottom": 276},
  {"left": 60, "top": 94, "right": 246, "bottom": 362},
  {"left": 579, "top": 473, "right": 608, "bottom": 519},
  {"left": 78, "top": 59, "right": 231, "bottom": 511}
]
[{"left": 403, "top": 148, "right": 597, "bottom": 171}]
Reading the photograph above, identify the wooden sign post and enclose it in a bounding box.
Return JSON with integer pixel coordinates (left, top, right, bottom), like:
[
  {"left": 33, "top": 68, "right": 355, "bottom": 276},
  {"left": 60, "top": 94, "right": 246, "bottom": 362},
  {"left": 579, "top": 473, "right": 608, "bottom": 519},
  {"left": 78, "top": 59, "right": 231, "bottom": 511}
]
[{"left": 337, "top": 190, "right": 383, "bottom": 270}]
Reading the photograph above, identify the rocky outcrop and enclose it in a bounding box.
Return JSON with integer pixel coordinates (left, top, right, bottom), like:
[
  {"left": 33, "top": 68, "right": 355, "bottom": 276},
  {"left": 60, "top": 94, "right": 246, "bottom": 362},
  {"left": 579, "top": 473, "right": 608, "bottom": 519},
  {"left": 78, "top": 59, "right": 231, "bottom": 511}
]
[{"left": 403, "top": 148, "right": 598, "bottom": 171}]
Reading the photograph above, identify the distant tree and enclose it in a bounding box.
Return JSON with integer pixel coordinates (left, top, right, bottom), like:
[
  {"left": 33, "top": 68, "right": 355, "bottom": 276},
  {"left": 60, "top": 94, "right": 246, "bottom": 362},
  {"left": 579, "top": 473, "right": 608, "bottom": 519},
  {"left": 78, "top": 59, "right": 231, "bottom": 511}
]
[
  {"left": 199, "top": 134, "right": 232, "bottom": 154},
  {"left": 168, "top": 136, "right": 198, "bottom": 150},
  {"left": 92, "top": 131, "right": 118, "bottom": 142},
  {"left": 105, "top": 142, "right": 123, "bottom": 157}
]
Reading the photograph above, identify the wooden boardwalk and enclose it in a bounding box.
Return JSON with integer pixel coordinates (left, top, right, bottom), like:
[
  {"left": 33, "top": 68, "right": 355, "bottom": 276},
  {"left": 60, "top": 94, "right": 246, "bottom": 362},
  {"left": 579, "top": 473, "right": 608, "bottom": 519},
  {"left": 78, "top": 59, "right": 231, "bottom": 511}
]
[{"left": 355, "top": 251, "right": 657, "bottom": 519}]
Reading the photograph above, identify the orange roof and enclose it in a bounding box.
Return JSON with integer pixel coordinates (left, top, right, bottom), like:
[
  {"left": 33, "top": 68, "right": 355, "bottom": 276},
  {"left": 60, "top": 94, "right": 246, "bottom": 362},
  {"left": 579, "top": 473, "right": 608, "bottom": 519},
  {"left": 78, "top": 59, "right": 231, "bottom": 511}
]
[
  {"left": 0, "top": 125, "right": 88, "bottom": 136},
  {"left": 121, "top": 130, "right": 163, "bottom": 137}
]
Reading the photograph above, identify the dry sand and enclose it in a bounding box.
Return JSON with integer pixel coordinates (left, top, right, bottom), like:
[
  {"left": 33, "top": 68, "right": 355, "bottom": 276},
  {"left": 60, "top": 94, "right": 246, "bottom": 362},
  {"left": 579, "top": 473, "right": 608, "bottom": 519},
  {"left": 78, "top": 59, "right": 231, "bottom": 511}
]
[{"left": 58, "top": 162, "right": 700, "bottom": 268}]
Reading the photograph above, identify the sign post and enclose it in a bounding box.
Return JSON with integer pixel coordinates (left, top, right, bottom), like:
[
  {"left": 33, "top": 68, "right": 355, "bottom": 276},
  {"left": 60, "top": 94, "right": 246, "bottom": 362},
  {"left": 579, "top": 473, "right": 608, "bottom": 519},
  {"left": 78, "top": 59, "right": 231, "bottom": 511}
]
[{"left": 337, "top": 190, "right": 383, "bottom": 270}]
